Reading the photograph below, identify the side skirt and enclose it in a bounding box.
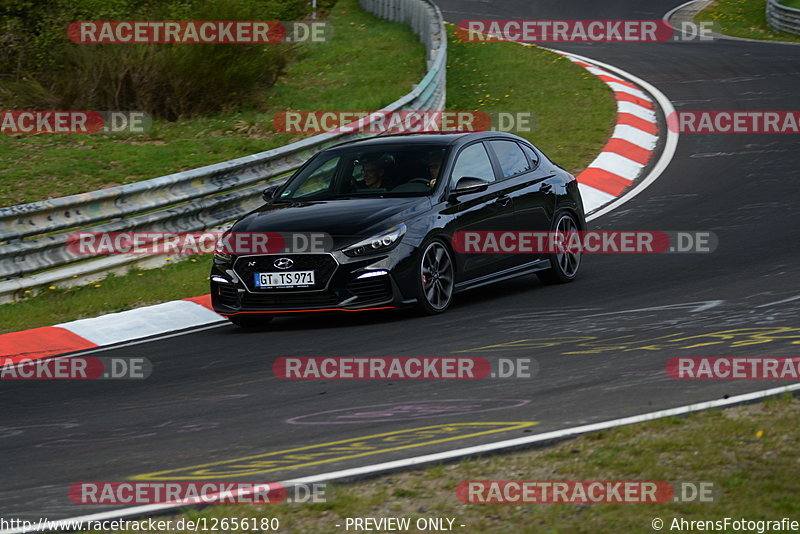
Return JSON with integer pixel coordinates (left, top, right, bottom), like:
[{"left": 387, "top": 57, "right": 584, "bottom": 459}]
[{"left": 454, "top": 259, "right": 551, "bottom": 293}]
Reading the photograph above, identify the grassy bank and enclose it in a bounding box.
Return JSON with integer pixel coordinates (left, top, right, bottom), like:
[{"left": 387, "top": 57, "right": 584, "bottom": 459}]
[
  {"left": 0, "top": 258, "right": 210, "bottom": 333},
  {"left": 445, "top": 27, "right": 615, "bottom": 174},
  {"left": 697, "top": 0, "right": 800, "bottom": 42},
  {"left": 0, "top": 0, "right": 425, "bottom": 207}
]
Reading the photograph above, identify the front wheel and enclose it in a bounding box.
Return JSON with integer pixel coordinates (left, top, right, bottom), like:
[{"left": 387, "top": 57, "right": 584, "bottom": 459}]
[
  {"left": 537, "top": 210, "right": 582, "bottom": 284},
  {"left": 415, "top": 239, "right": 455, "bottom": 315}
]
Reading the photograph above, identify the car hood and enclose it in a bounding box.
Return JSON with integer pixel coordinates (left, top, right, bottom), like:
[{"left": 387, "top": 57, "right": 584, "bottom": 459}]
[{"left": 232, "top": 197, "right": 430, "bottom": 246}]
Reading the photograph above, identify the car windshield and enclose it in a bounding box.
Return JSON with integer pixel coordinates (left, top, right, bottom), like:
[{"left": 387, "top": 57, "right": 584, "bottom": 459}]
[{"left": 278, "top": 144, "right": 448, "bottom": 200}]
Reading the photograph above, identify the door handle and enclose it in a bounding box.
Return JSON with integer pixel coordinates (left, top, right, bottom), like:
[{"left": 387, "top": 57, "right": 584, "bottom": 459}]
[
  {"left": 540, "top": 182, "right": 553, "bottom": 193},
  {"left": 496, "top": 196, "right": 512, "bottom": 207}
]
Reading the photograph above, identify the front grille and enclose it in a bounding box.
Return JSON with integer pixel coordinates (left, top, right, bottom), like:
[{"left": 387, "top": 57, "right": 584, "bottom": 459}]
[
  {"left": 241, "top": 292, "right": 340, "bottom": 309},
  {"left": 234, "top": 254, "right": 338, "bottom": 293},
  {"left": 216, "top": 285, "right": 239, "bottom": 306},
  {"left": 346, "top": 275, "right": 392, "bottom": 302}
]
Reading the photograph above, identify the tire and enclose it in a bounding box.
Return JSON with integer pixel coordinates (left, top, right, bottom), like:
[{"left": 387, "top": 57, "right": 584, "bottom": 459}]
[
  {"left": 537, "top": 210, "right": 582, "bottom": 284},
  {"left": 228, "top": 314, "right": 274, "bottom": 328},
  {"left": 415, "top": 238, "right": 455, "bottom": 315}
]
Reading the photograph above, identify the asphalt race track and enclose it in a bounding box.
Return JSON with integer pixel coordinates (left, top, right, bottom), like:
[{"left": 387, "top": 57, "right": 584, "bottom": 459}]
[{"left": 3, "top": 0, "right": 800, "bottom": 521}]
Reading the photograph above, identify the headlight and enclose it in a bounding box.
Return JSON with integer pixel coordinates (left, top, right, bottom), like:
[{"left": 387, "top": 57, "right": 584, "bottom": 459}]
[
  {"left": 214, "top": 234, "right": 232, "bottom": 262},
  {"left": 343, "top": 224, "right": 407, "bottom": 257}
]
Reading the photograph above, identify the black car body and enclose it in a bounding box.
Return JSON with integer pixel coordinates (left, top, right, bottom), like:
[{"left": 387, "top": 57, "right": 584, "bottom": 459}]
[{"left": 210, "top": 131, "right": 585, "bottom": 325}]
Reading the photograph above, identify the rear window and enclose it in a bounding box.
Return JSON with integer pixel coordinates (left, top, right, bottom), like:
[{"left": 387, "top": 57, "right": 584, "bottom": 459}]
[
  {"left": 489, "top": 140, "right": 530, "bottom": 178},
  {"left": 520, "top": 143, "right": 541, "bottom": 167}
]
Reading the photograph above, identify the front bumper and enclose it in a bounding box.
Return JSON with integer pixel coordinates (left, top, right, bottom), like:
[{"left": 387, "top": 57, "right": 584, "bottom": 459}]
[{"left": 210, "top": 247, "right": 416, "bottom": 315}]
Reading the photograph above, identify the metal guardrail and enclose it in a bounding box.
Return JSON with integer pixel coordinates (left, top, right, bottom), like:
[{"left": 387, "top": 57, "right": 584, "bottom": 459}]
[
  {"left": 0, "top": 0, "right": 446, "bottom": 302},
  {"left": 767, "top": 0, "right": 800, "bottom": 36}
]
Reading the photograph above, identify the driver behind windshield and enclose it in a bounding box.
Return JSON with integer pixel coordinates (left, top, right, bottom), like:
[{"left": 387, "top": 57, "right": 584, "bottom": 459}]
[
  {"left": 358, "top": 156, "right": 387, "bottom": 189},
  {"left": 423, "top": 150, "right": 444, "bottom": 187}
]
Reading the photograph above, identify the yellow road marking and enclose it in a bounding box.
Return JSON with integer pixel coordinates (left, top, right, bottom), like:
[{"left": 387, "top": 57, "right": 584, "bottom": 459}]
[
  {"left": 456, "top": 327, "right": 800, "bottom": 355},
  {"left": 132, "top": 422, "right": 536, "bottom": 480}
]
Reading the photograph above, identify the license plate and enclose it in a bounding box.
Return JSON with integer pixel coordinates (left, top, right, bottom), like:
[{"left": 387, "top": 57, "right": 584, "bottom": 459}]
[{"left": 254, "top": 271, "right": 315, "bottom": 288}]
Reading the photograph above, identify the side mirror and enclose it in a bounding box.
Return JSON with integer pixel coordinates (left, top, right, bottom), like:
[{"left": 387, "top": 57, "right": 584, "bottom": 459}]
[
  {"left": 262, "top": 185, "right": 280, "bottom": 203},
  {"left": 449, "top": 176, "right": 489, "bottom": 200}
]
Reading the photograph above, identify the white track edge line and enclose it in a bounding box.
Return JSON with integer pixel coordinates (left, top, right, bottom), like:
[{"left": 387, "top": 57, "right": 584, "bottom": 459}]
[
  {"left": 7, "top": 383, "right": 799, "bottom": 533},
  {"left": 662, "top": 0, "right": 800, "bottom": 47},
  {"left": 662, "top": 0, "right": 706, "bottom": 28},
  {"left": 550, "top": 50, "right": 679, "bottom": 222}
]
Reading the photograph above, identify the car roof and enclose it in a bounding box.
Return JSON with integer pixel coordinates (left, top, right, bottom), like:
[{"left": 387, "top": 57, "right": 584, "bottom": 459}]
[{"left": 325, "top": 131, "right": 526, "bottom": 151}]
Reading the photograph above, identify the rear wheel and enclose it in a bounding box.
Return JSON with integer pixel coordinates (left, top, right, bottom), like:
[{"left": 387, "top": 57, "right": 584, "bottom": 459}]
[
  {"left": 537, "top": 210, "right": 582, "bottom": 284},
  {"left": 415, "top": 239, "right": 455, "bottom": 315},
  {"left": 228, "top": 314, "right": 274, "bottom": 328}
]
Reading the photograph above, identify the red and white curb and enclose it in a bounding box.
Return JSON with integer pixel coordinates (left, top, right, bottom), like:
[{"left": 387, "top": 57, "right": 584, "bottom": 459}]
[
  {"left": 0, "top": 295, "right": 223, "bottom": 362},
  {"left": 552, "top": 51, "right": 660, "bottom": 213},
  {"left": 0, "top": 51, "right": 674, "bottom": 362}
]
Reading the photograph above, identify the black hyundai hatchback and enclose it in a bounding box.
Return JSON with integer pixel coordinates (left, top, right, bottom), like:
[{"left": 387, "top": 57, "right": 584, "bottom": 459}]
[{"left": 210, "top": 131, "right": 585, "bottom": 326}]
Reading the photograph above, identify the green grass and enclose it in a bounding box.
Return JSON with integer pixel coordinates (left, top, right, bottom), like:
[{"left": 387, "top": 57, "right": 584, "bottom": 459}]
[
  {"left": 445, "top": 26, "right": 615, "bottom": 173},
  {"left": 90, "top": 394, "right": 800, "bottom": 533},
  {"left": 782, "top": 0, "right": 800, "bottom": 9},
  {"left": 0, "top": 258, "right": 211, "bottom": 333},
  {"left": 0, "top": 16, "right": 615, "bottom": 334},
  {"left": 697, "top": 0, "right": 800, "bottom": 42},
  {"left": 0, "top": 0, "right": 426, "bottom": 207}
]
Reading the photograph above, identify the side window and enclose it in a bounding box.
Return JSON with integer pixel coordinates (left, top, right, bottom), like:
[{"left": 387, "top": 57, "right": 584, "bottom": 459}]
[
  {"left": 450, "top": 143, "right": 495, "bottom": 185},
  {"left": 489, "top": 140, "right": 530, "bottom": 178},
  {"left": 520, "top": 143, "right": 541, "bottom": 168}
]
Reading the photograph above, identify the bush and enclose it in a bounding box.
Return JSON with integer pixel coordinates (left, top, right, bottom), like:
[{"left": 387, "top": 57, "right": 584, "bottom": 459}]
[{"left": 0, "top": 0, "right": 336, "bottom": 119}]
